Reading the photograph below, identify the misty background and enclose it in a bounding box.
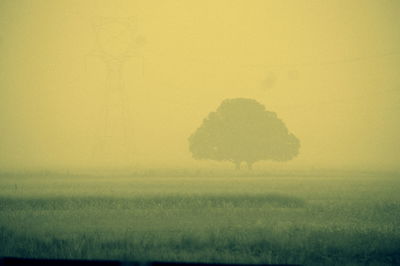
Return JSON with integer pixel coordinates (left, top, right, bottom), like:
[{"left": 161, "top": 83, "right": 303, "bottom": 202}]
[{"left": 0, "top": 0, "right": 399, "bottom": 171}]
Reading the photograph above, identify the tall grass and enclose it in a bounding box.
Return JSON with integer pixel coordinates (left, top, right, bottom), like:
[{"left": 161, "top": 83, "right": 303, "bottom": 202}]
[
  {"left": 0, "top": 172, "right": 399, "bottom": 265},
  {"left": 1, "top": 224, "right": 399, "bottom": 265}
]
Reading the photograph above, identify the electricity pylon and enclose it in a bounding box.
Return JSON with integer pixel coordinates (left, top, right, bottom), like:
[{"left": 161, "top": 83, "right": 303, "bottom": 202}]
[{"left": 86, "top": 17, "right": 144, "bottom": 168}]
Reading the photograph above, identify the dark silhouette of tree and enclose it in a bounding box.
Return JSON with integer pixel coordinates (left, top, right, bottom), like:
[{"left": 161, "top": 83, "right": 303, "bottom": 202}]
[{"left": 189, "top": 98, "right": 300, "bottom": 170}]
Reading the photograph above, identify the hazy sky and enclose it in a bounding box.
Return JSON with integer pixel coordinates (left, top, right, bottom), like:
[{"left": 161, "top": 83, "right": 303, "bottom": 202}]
[{"left": 0, "top": 0, "right": 399, "bottom": 170}]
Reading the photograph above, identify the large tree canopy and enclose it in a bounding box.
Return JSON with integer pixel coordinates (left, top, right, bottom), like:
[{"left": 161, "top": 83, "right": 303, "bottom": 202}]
[{"left": 189, "top": 98, "right": 300, "bottom": 169}]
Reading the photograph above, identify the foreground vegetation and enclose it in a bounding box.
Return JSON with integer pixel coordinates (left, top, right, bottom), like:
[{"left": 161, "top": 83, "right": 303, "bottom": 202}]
[{"left": 0, "top": 171, "right": 399, "bottom": 265}]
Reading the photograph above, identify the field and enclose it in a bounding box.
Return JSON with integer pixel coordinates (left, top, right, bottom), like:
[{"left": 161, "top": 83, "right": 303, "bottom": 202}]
[{"left": 0, "top": 170, "right": 399, "bottom": 265}]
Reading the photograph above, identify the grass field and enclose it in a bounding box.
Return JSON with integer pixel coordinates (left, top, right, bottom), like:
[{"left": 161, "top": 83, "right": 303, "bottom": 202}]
[{"left": 0, "top": 170, "right": 399, "bottom": 265}]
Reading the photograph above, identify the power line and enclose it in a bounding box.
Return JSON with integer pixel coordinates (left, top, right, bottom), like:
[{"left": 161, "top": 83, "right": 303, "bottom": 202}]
[{"left": 242, "top": 51, "right": 400, "bottom": 69}]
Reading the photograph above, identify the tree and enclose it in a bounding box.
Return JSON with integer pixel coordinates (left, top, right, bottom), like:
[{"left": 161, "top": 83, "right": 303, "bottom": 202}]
[{"left": 188, "top": 98, "right": 300, "bottom": 170}]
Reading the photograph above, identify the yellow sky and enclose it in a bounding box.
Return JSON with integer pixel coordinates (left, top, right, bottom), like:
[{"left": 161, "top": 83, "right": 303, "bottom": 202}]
[{"left": 0, "top": 0, "right": 399, "bottom": 170}]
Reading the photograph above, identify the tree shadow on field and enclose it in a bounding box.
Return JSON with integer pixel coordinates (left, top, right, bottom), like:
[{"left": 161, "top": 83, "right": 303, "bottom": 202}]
[
  {"left": 161, "top": 194, "right": 307, "bottom": 209},
  {"left": 0, "top": 194, "right": 306, "bottom": 210}
]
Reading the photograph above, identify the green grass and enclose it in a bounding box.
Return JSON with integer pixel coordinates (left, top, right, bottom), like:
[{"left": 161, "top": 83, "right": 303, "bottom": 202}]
[{"left": 0, "top": 172, "right": 399, "bottom": 265}]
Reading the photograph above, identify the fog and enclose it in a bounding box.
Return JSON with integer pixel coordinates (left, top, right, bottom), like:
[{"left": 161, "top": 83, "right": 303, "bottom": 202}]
[{"left": 0, "top": 0, "right": 399, "bottom": 171}]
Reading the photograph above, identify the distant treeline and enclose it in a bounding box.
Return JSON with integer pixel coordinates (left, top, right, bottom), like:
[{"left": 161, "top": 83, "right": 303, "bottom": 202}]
[{"left": 0, "top": 168, "right": 398, "bottom": 178}]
